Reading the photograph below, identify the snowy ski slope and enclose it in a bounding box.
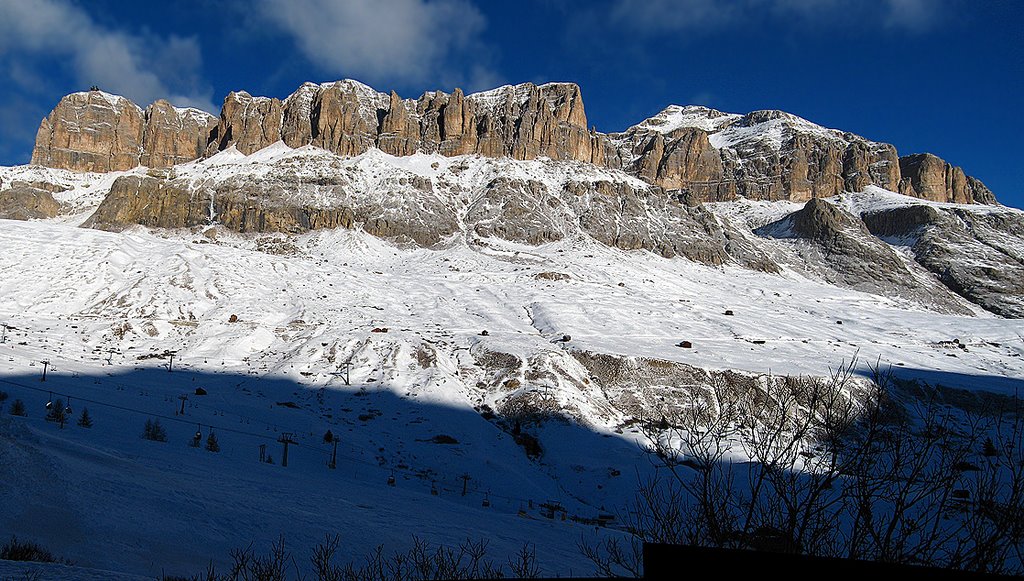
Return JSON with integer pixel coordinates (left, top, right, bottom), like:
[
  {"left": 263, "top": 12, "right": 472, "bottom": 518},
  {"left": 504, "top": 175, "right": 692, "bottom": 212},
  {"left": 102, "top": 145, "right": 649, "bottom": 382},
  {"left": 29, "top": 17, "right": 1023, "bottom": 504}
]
[{"left": 1, "top": 148, "right": 1023, "bottom": 578}]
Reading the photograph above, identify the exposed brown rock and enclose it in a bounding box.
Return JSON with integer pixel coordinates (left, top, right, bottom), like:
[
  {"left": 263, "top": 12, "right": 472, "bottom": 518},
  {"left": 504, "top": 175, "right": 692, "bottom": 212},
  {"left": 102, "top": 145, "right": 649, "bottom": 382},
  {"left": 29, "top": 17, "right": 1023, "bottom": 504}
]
[
  {"left": 309, "top": 81, "right": 385, "bottom": 157},
  {"left": 84, "top": 168, "right": 459, "bottom": 247},
  {"left": 632, "top": 128, "right": 733, "bottom": 201},
  {"left": 378, "top": 90, "right": 421, "bottom": 156},
  {"left": 83, "top": 175, "right": 210, "bottom": 230},
  {"left": 0, "top": 183, "right": 61, "bottom": 220},
  {"left": 615, "top": 107, "right": 917, "bottom": 204},
  {"left": 842, "top": 139, "right": 900, "bottom": 193},
  {"left": 140, "top": 100, "right": 217, "bottom": 168},
  {"left": 898, "top": 153, "right": 994, "bottom": 204},
  {"left": 31, "top": 91, "right": 145, "bottom": 172},
  {"left": 281, "top": 83, "right": 318, "bottom": 148},
  {"left": 28, "top": 81, "right": 999, "bottom": 206},
  {"left": 439, "top": 88, "right": 478, "bottom": 155},
  {"left": 207, "top": 91, "right": 285, "bottom": 155}
]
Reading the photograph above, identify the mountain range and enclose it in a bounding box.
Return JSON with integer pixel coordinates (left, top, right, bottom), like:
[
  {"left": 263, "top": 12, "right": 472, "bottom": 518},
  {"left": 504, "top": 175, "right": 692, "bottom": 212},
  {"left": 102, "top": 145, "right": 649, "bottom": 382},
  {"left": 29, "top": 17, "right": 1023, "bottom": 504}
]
[
  {"left": 1, "top": 80, "right": 1023, "bottom": 579},
  {"left": 6, "top": 80, "right": 1022, "bottom": 318}
]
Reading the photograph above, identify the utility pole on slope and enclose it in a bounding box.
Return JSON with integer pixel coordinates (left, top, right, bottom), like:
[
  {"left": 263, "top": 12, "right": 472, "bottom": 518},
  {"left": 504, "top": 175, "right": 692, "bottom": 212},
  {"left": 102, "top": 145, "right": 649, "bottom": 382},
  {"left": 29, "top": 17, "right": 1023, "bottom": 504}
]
[
  {"left": 278, "top": 432, "right": 296, "bottom": 467},
  {"left": 328, "top": 435, "right": 339, "bottom": 469},
  {"left": 1, "top": 323, "right": 8, "bottom": 344},
  {"left": 340, "top": 359, "right": 352, "bottom": 386},
  {"left": 167, "top": 352, "right": 175, "bottom": 372}
]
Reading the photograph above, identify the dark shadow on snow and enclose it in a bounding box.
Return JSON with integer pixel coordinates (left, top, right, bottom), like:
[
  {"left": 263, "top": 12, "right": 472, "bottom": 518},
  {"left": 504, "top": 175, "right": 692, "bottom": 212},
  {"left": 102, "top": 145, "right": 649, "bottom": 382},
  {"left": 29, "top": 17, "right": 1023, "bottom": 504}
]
[{"left": 0, "top": 365, "right": 652, "bottom": 577}]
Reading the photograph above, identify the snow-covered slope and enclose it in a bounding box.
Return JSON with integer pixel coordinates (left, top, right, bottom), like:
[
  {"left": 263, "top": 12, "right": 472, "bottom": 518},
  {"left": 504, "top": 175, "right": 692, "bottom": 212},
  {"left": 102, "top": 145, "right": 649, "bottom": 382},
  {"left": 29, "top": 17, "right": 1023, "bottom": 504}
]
[
  {"left": 1, "top": 143, "right": 1023, "bottom": 577},
  {"left": 1, "top": 209, "right": 1024, "bottom": 575}
]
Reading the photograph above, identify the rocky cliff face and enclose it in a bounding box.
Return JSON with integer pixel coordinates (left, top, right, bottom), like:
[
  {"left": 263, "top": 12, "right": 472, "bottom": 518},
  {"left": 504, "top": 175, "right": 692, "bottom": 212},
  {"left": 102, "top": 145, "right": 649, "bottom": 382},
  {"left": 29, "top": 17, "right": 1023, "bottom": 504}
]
[
  {"left": 0, "top": 182, "right": 61, "bottom": 220},
  {"left": 31, "top": 91, "right": 145, "bottom": 172},
  {"left": 196, "top": 80, "right": 600, "bottom": 164},
  {"left": 753, "top": 197, "right": 972, "bottom": 314},
  {"left": 861, "top": 204, "right": 1024, "bottom": 317},
  {"left": 81, "top": 146, "right": 777, "bottom": 271},
  {"left": 142, "top": 100, "right": 218, "bottom": 168},
  {"left": 897, "top": 153, "right": 997, "bottom": 204},
  {"left": 29, "top": 82, "right": 998, "bottom": 206},
  {"left": 31, "top": 91, "right": 216, "bottom": 172},
  {"left": 611, "top": 107, "right": 904, "bottom": 204}
]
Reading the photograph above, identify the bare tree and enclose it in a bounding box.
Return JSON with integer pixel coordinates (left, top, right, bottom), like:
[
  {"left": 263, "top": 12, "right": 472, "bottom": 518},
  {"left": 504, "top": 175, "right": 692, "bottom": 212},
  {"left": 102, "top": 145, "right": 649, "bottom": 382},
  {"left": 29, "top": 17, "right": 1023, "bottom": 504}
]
[{"left": 583, "top": 358, "right": 1024, "bottom": 576}]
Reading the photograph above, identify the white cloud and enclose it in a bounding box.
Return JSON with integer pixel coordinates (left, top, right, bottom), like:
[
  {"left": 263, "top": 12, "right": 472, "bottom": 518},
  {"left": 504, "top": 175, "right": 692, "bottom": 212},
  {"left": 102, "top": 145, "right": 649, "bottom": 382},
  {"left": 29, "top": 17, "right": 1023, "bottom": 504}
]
[
  {"left": 610, "top": 0, "right": 740, "bottom": 33},
  {"left": 609, "top": 0, "right": 947, "bottom": 34},
  {"left": 884, "top": 0, "right": 941, "bottom": 32},
  {"left": 0, "top": 0, "right": 216, "bottom": 112},
  {"left": 257, "top": 0, "right": 491, "bottom": 88}
]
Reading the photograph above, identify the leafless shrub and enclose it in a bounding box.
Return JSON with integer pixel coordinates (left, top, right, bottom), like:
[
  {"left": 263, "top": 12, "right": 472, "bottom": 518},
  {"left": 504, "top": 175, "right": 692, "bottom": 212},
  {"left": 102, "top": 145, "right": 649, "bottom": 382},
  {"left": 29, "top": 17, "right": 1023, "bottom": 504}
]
[
  {"left": 584, "top": 358, "right": 1024, "bottom": 576},
  {"left": 186, "top": 535, "right": 539, "bottom": 580}
]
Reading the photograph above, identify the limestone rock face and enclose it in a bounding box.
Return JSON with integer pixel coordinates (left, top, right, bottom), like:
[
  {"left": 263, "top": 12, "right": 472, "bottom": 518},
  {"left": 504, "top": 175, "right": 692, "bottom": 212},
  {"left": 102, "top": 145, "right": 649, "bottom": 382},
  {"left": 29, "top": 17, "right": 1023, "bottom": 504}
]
[
  {"left": 439, "top": 88, "right": 477, "bottom": 155},
  {"left": 207, "top": 92, "right": 285, "bottom": 155},
  {"left": 83, "top": 175, "right": 211, "bottom": 230},
  {"left": 31, "top": 91, "right": 145, "bottom": 172},
  {"left": 141, "top": 101, "right": 217, "bottom": 168},
  {"left": 843, "top": 140, "right": 900, "bottom": 193},
  {"left": 897, "top": 153, "right": 994, "bottom": 204},
  {"left": 607, "top": 106, "right": 911, "bottom": 204},
  {"left": 0, "top": 182, "right": 61, "bottom": 220},
  {"left": 633, "top": 129, "right": 732, "bottom": 201},
  {"left": 280, "top": 83, "right": 318, "bottom": 148},
  {"left": 85, "top": 160, "right": 460, "bottom": 247},
  {"left": 754, "top": 198, "right": 973, "bottom": 314},
  {"left": 464, "top": 173, "right": 777, "bottom": 270},
  {"left": 862, "top": 205, "right": 1024, "bottom": 318},
  {"left": 378, "top": 91, "right": 421, "bottom": 157},
  {"left": 29, "top": 82, "right": 999, "bottom": 206},
  {"left": 466, "top": 177, "right": 567, "bottom": 245}
]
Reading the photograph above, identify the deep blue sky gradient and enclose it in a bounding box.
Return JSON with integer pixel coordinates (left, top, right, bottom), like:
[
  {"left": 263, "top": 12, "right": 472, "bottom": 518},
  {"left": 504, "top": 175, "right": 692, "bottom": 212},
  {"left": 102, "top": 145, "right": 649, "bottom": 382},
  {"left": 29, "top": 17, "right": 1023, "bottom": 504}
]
[{"left": 1, "top": 0, "right": 1020, "bottom": 207}]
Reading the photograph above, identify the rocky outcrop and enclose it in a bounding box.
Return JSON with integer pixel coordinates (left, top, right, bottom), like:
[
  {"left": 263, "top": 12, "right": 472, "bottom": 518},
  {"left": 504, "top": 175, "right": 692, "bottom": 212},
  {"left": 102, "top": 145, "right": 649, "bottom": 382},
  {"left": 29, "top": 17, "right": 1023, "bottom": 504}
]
[
  {"left": 31, "top": 91, "right": 216, "bottom": 171},
  {"left": 615, "top": 108, "right": 906, "bottom": 204},
  {"left": 0, "top": 182, "right": 61, "bottom": 220},
  {"left": 862, "top": 204, "right": 1024, "bottom": 318},
  {"left": 307, "top": 80, "right": 387, "bottom": 157},
  {"left": 80, "top": 148, "right": 777, "bottom": 271},
  {"left": 461, "top": 173, "right": 776, "bottom": 268},
  {"left": 630, "top": 128, "right": 732, "bottom": 201},
  {"left": 207, "top": 92, "right": 285, "bottom": 156},
  {"left": 85, "top": 165, "right": 460, "bottom": 247},
  {"left": 31, "top": 91, "right": 145, "bottom": 172},
  {"left": 897, "top": 153, "right": 997, "bottom": 204},
  {"left": 29, "top": 83, "right": 999, "bottom": 206},
  {"left": 83, "top": 175, "right": 209, "bottom": 230},
  {"left": 755, "top": 198, "right": 973, "bottom": 314},
  {"left": 141, "top": 101, "right": 217, "bottom": 168}
]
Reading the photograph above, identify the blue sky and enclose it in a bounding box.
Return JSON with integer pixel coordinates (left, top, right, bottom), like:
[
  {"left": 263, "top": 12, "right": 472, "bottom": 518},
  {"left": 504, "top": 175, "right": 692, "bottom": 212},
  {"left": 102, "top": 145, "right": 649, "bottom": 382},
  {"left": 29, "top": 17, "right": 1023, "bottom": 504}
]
[{"left": 0, "top": 0, "right": 1021, "bottom": 206}]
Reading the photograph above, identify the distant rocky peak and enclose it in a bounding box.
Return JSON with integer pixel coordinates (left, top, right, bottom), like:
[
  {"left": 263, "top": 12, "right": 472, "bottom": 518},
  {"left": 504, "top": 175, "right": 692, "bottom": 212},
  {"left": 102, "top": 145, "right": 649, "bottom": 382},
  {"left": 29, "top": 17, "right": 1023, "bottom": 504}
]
[
  {"left": 627, "top": 104, "right": 740, "bottom": 135},
  {"left": 69, "top": 89, "right": 143, "bottom": 114},
  {"left": 467, "top": 82, "right": 580, "bottom": 111}
]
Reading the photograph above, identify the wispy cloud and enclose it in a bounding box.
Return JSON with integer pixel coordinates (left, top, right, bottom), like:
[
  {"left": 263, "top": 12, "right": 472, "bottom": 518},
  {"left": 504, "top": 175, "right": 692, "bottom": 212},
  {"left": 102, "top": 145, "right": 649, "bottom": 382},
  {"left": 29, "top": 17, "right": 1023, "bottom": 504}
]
[
  {"left": 0, "top": 0, "right": 215, "bottom": 111},
  {"left": 609, "top": 0, "right": 948, "bottom": 34},
  {"left": 883, "top": 0, "right": 942, "bottom": 32},
  {"left": 256, "top": 0, "right": 495, "bottom": 90}
]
